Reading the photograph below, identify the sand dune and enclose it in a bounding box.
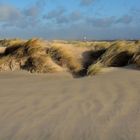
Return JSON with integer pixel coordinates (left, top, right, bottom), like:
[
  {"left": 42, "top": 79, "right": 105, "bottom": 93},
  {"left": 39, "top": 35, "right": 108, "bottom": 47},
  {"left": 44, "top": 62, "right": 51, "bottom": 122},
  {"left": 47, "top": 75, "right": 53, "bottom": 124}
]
[
  {"left": 0, "top": 68, "right": 140, "bottom": 140},
  {"left": 0, "top": 39, "right": 140, "bottom": 76},
  {"left": 0, "top": 46, "right": 6, "bottom": 54}
]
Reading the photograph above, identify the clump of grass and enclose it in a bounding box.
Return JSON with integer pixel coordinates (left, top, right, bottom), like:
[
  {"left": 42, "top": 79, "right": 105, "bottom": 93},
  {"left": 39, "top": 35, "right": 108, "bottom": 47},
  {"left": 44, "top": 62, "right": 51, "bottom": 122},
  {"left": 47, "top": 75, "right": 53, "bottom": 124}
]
[
  {"left": 0, "top": 56, "right": 11, "bottom": 71},
  {"left": 82, "top": 49, "right": 106, "bottom": 72},
  {"left": 1, "top": 39, "right": 140, "bottom": 76},
  {"left": 101, "top": 51, "right": 133, "bottom": 67},
  {"left": 135, "top": 40, "right": 140, "bottom": 45},
  {"left": 93, "top": 42, "right": 112, "bottom": 50},
  {"left": 87, "top": 41, "right": 140, "bottom": 76},
  {"left": 133, "top": 51, "right": 140, "bottom": 67},
  {"left": 99, "top": 41, "right": 138, "bottom": 67},
  {"left": 0, "top": 38, "right": 65, "bottom": 73},
  {"left": 23, "top": 39, "right": 46, "bottom": 57},
  {"left": 0, "top": 38, "right": 25, "bottom": 47},
  {"left": 133, "top": 40, "right": 140, "bottom": 67},
  {"left": 4, "top": 45, "right": 24, "bottom": 56},
  {"left": 0, "top": 39, "right": 63, "bottom": 73},
  {"left": 47, "top": 46, "right": 82, "bottom": 73},
  {"left": 0, "top": 39, "right": 44, "bottom": 71},
  {"left": 24, "top": 55, "right": 63, "bottom": 73},
  {"left": 74, "top": 42, "right": 94, "bottom": 48},
  {"left": 74, "top": 41, "right": 112, "bottom": 49},
  {"left": 4, "top": 38, "right": 46, "bottom": 57},
  {"left": 87, "top": 62, "right": 104, "bottom": 76},
  {"left": 0, "top": 55, "right": 25, "bottom": 71}
]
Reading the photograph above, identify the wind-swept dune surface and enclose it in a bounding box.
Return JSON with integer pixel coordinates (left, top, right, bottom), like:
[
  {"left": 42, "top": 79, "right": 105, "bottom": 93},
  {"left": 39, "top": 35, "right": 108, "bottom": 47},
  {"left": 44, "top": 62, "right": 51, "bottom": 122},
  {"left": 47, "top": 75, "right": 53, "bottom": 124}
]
[
  {"left": 0, "top": 39, "right": 140, "bottom": 140},
  {"left": 0, "top": 68, "right": 140, "bottom": 140}
]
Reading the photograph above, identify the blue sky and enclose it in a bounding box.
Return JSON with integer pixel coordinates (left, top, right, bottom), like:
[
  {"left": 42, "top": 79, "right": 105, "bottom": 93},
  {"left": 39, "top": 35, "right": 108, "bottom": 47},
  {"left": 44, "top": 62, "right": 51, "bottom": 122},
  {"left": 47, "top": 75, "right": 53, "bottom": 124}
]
[{"left": 0, "top": 0, "right": 140, "bottom": 40}]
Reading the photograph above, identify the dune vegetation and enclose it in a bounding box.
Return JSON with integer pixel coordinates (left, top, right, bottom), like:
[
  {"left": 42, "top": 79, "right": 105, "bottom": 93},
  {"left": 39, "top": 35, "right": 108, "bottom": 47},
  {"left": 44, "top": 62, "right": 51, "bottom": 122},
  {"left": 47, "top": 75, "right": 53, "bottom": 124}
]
[
  {"left": 87, "top": 40, "right": 140, "bottom": 75},
  {"left": 0, "top": 38, "right": 140, "bottom": 77}
]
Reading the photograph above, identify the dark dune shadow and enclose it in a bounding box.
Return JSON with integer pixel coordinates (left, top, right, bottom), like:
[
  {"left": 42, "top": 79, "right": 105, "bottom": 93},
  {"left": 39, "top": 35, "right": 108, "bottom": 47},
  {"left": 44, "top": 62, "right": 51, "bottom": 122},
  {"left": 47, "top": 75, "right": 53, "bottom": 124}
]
[
  {"left": 104, "top": 51, "right": 134, "bottom": 67},
  {"left": 73, "top": 49, "right": 106, "bottom": 78}
]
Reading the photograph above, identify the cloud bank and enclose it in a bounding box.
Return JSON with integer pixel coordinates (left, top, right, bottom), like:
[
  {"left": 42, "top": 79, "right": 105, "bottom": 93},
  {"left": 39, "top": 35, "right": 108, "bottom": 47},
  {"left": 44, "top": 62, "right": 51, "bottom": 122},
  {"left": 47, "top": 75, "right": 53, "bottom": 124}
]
[{"left": 0, "top": 0, "right": 140, "bottom": 40}]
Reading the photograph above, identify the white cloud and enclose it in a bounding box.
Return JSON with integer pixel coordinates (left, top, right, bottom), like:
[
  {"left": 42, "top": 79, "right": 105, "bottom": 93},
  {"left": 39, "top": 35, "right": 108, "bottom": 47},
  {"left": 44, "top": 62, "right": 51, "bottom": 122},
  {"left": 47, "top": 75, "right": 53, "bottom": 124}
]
[
  {"left": 0, "top": 4, "right": 20, "bottom": 21},
  {"left": 80, "top": 0, "right": 96, "bottom": 6}
]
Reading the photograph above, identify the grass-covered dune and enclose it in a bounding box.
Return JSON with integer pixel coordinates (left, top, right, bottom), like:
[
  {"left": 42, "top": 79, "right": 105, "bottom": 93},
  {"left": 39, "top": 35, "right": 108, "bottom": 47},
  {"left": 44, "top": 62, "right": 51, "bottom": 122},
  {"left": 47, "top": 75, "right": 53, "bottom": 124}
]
[
  {"left": 87, "top": 40, "right": 140, "bottom": 75},
  {"left": 0, "top": 38, "right": 140, "bottom": 77}
]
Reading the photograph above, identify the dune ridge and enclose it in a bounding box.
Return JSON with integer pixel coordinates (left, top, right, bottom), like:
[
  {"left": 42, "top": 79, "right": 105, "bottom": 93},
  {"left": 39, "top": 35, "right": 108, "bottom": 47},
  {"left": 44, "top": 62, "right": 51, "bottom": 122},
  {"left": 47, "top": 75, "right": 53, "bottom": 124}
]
[
  {"left": 0, "top": 38, "right": 140, "bottom": 77},
  {"left": 0, "top": 38, "right": 140, "bottom": 140}
]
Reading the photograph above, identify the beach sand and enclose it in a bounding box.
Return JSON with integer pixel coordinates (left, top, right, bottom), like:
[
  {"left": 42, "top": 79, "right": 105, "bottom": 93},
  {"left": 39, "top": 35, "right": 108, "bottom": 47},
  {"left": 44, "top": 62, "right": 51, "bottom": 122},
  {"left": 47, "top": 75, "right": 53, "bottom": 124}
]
[{"left": 0, "top": 68, "right": 140, "bottom": 140}]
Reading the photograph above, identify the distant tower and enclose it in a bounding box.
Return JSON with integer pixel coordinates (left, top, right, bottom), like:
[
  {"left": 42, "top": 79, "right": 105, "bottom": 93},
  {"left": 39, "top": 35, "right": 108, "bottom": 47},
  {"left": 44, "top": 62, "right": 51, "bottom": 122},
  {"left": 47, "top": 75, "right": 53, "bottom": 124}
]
[{"left": 83, "top": 36, "right": 87, "bottom": 42}]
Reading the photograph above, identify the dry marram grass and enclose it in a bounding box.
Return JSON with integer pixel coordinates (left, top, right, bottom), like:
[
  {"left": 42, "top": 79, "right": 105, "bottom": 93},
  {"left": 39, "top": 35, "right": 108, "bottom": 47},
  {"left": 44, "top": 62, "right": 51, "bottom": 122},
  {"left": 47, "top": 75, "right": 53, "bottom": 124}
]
[{"left": 0, "top": 39, "right": 140, "bottom": 76}]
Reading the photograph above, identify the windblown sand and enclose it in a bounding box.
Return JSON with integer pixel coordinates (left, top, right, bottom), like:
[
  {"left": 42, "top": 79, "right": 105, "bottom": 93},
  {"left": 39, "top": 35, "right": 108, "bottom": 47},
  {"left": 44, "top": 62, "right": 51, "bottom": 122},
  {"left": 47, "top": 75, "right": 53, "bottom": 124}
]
[{"left": 0, "top": 68, "right": 140, "bottom": 140}]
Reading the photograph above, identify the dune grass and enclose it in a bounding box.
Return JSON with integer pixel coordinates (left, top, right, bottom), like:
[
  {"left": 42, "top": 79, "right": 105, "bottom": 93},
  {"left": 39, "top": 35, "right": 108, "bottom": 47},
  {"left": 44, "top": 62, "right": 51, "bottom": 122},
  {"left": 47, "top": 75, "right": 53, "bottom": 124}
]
[
  {"left": 0, "top": 55, "right": 25, "bottom": 71},
  {"left": 47, "top": 46, "right": 82, "bottom": 73},
  {"left": 24, "top": 55, "right": 63, "bottom": 73},
  {"left": 87, "top": 41, "right": 140, "bottom": 75},
  {"left": 0, "top": 39, "right": 140, "bottom": 76},
  {"left": 0, "top": 38, "right": 25, "bottom": 47},
  {"left": 100, "top": 41, "right": 138, "bottom": 66},
  {"left": 133, "top": 52, "right": 140, "bottom": 67},
  {"left": 4, "top": 39, "right": 46, "bottom": 57},
  {"left": 87, "top": 62, "right": 104, "bottom": 75},
  {"left": 73, "top": 41, "right": 112, "bottom": 49},
  {"left": 0, "top": 39, "right": 61, "bottom": 72},
  {"left": 133, "top": 41, "right": 140, "bottom": 67}
]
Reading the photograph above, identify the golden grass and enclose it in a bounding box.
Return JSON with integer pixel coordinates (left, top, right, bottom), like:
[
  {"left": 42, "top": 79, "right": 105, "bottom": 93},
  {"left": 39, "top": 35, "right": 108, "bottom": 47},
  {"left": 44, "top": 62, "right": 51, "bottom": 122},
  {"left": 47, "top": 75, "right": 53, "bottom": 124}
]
[
  {"left": 87, "top": 62, "right": 104, "bottom": 75},
  {"left": 0, "top": 56, "right": 12, "bottom": 71},
  {"left": 5, "top": 39, "right": 46, "bottom": 57},
  {"left": 74, "top": 42, "right": 94, "bottom": 48},
  {"left": 73, "top": 41, "right": 112, "bottom": 50},
  {"left": 0, "top": 55, "right": 26, "bottom": 71},
  {"left": 0, "top": 39, "right": 62, "bottom": 73},
  {"left": 24, "top": 55, "right": 63, "bottom": 73},
  {"left": 24, "top": 39, "right": 47, "bottom": 56},
  {"left": 133, "top": 52, "right": 140, "bottom": 67},
  {"left": 47, "top": 46, "right": 82, "bottom": 73},
  {"left": 100, "top": 41, "right": 138, "bottom": 66},
  {"left": 0, "top": 39, "right": 68, "bottom": 73},
  {"left": 0, "top": 38, "right": 25, "bottom": 47},
  {"left": 0, "top": 39, "right": 140, "bottom": 76},
  {"left": 87, "top": 41, "right": 140, "bottom": 75}
]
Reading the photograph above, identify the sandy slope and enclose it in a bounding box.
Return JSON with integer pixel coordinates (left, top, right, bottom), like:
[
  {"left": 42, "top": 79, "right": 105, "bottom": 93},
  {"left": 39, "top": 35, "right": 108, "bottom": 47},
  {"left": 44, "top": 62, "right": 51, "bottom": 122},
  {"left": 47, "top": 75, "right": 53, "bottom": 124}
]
[
  {"left": 0, "top": 68, "right": 140, "bottom": 140},
  {"left": 0, "top": 46, "right": 6, "bottom": 54}
]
